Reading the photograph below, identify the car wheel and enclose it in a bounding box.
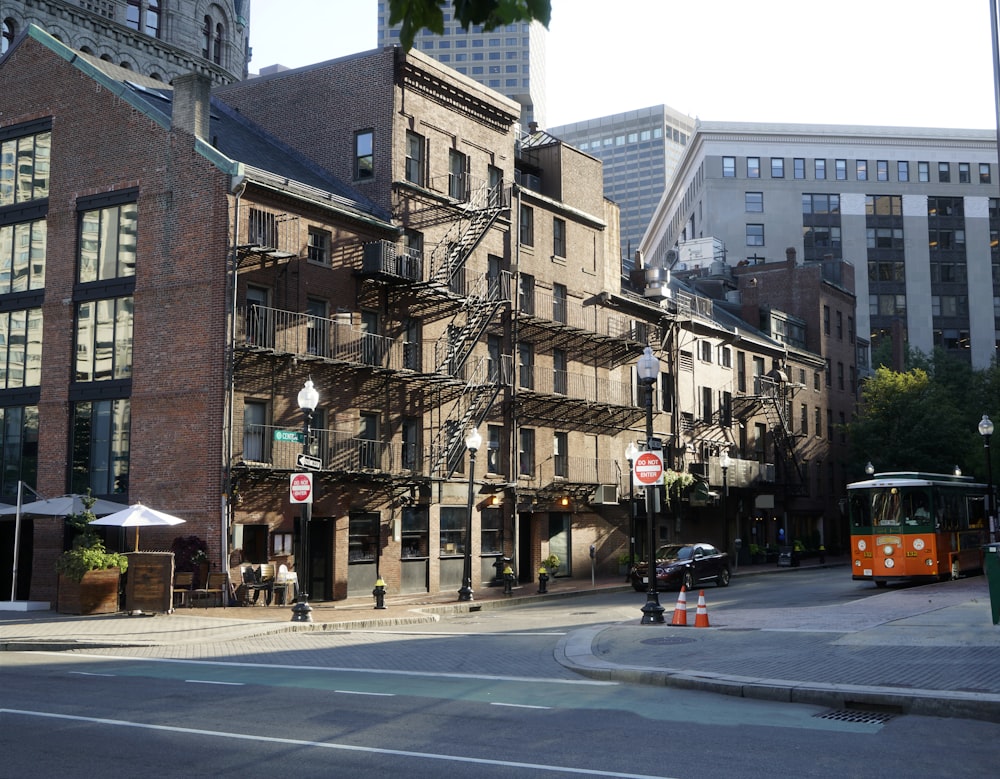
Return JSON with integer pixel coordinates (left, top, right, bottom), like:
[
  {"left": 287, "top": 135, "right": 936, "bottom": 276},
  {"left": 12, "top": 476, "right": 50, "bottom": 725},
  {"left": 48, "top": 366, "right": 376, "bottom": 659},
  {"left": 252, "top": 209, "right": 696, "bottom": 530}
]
[
  {"left": 717, "top": 568, "right": 730, "bottom": 587},
  {"left": 682, "top": 570, "right": 695, "bottom": 591}
]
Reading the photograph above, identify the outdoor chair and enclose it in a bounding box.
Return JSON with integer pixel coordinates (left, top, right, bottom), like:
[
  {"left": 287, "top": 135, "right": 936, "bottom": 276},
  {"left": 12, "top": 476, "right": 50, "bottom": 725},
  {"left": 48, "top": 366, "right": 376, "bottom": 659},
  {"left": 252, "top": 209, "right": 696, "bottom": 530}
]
[
  {"left": 192, "top": 571, "right": 227, "bottom": 608},
  {"left": 172, "top": 571, "right": 194, "bottom": 609},
  {"left": 242, "top": 563, "right": 276, "bottom": 606}
]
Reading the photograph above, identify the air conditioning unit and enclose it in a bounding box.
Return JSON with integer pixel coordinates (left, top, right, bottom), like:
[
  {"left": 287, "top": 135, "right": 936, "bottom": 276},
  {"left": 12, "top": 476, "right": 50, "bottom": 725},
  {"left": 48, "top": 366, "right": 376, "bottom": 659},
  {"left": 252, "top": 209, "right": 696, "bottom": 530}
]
[{"left": 593, "top": 484, "right": 618, "bottom": 505}]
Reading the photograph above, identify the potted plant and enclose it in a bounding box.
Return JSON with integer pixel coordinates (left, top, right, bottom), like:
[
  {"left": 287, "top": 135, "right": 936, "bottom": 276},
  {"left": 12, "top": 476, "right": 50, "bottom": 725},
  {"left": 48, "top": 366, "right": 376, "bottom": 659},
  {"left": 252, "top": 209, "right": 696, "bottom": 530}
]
[
  {"left": 542, "top": 553, "right": 561, "bottom": 576},
  {"left": 56, "top": 498, "right": 128, "bottom": 615},
  {"left": 171, "top": 535, "right": 210, "bottom": 587},
  {"left": 617, "top": 552, "right": 634, "bottom": 576}
]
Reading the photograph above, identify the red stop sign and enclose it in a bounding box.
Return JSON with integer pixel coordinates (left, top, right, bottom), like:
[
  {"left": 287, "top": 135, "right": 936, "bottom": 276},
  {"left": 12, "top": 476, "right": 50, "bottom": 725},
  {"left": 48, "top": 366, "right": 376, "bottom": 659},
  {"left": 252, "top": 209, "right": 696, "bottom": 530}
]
[
  {"left": 290, "top": 472, "right": 313, "bottom": 503},
  {"left": 634, "top": 451, "right": 663, "bottom": 486}
]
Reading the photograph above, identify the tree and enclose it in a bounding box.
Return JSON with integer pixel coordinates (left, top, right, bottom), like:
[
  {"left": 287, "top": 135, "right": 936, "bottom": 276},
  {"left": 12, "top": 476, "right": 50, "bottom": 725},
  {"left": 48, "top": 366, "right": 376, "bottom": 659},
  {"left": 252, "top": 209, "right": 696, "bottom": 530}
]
[{"left": 388, "top": 0, "right": 552, "bottom": 50}]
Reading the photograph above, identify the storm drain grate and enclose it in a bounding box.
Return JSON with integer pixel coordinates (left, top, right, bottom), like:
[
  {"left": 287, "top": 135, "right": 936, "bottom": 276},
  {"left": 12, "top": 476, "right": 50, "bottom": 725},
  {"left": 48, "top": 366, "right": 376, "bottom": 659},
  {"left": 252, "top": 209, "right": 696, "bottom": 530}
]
[{"left": 815, "top": 708, "right": 898, "bottom": 725}]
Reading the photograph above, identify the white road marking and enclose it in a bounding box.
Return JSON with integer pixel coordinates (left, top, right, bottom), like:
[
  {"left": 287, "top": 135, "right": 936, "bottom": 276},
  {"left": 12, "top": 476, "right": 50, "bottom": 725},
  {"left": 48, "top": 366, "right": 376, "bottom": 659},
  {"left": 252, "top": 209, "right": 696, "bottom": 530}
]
[
  {"left": 490, "top": 702, "right": 551, "bottom": 709},
  {"left": 1, "top": 709, "right": 675, "bottom": 778}
]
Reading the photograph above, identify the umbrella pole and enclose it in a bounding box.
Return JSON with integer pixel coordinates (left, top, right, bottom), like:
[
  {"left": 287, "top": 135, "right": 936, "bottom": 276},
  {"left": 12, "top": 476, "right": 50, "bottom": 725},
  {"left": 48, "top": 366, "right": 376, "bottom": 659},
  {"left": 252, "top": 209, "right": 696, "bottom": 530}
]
[{"left": 134, "top": 527, "right": 139, "bottom": 552}]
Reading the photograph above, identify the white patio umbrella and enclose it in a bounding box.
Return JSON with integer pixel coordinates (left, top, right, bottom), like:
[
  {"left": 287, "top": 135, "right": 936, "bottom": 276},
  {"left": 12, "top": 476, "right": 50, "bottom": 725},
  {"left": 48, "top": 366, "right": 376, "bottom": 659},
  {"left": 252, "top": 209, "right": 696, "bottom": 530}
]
[
  {"left": 89, "top": 502, "right": 186, "bottom": 551},
  {"left": 0, "top": 494, "right": 127, "bottom": 517}
]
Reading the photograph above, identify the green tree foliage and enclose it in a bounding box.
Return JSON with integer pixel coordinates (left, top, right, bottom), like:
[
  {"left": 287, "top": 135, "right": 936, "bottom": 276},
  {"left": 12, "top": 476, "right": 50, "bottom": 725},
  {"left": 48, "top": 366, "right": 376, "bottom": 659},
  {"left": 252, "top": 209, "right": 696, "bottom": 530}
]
[
  {"left": 388, "top": 0, "right": 552, "bottom": 50},
  {"left": 850, "top": 348, "right": 998, "bottom": 481}
]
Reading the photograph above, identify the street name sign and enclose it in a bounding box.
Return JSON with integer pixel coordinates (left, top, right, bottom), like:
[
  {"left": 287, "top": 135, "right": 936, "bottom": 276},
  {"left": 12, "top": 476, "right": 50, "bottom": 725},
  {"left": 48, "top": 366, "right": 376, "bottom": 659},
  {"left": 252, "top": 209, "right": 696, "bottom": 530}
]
[{"left": 275, "top": 430, "right": 305, "bottom": 443}]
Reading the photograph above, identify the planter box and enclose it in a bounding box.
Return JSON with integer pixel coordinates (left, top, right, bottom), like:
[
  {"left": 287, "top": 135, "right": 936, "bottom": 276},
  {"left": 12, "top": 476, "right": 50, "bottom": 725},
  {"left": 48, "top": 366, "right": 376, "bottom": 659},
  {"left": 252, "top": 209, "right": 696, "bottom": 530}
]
[{"left": 57, "top": 569, "right": 122, "bottom": 615}]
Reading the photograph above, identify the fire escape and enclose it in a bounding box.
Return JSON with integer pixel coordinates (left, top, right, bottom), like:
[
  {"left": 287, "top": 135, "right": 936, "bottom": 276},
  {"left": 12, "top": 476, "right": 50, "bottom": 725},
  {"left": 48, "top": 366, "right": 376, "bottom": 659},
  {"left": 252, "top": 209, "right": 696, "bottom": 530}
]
[{"left": 732, "top": 372, "right": 805, "bottom": 493}]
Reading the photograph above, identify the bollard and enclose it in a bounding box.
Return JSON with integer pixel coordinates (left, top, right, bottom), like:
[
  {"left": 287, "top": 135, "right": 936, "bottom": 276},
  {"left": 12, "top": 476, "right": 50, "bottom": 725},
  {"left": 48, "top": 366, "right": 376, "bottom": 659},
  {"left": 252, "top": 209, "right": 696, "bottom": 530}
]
[
  {"left": 537, "top": 565, "right": 549, "bottom": 594},
  {"left": 372, "top": 577, "right": 387, "bottom": 609},
  {"left": 503, "top": 565, "right": 514, "bottom": 596}
]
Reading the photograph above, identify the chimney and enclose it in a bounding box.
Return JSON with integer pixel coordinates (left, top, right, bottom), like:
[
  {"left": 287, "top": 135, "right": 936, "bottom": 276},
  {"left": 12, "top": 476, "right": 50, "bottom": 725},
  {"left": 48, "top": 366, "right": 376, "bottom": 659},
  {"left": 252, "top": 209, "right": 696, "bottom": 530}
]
[
  {"left": 172, "top": 73, "right": 212, "bottom": 140},
  {"left": 528, "top": 121, "right": 539, "bottom": 134}
]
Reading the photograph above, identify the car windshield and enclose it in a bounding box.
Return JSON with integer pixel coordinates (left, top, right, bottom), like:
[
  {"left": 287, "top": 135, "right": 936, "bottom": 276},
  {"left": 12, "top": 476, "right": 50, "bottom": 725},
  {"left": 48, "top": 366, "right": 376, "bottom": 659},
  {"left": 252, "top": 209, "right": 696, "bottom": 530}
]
[{"left": 655, "top": 545, "right": 691, "bottom": 561}]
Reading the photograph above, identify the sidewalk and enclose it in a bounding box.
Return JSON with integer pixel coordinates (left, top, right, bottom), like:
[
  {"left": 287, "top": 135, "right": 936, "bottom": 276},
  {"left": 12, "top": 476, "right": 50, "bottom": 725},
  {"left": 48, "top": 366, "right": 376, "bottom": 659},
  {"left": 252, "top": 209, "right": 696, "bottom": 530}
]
[{"left": 3, "top": 559, "right": 999, "bottom": 723}]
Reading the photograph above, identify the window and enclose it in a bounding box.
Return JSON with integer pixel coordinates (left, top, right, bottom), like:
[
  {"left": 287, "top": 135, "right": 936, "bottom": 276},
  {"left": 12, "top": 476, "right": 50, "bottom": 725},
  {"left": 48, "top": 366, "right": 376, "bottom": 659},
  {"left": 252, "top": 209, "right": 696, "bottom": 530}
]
[
  {"left": 480, "top": 507, "right": 502, "bottom": 555},
  {"left": 401, "top": 507, "right": 428, "bottom": 558},
  {"left": 126, "top": 1, "right": 160, "bottom": 37},
  {"left": 876, "top": 160, "right": 888, "bottom": 181},
  {"left": 519, "top": 203, "right": 533, "bottom": 246},
  {"left": 800, "top": 404, "right": 808, "bottom": 436},
  {"left": 2, "top": 19, "right": 16, "bottom": 55},
  {"left": 358, "top": 412, "right": 379, "bottom": 469},
  {"left": 836, "top": 310, "right": 843, "bottom": 340},
  {"left": 959, "top": 163, "right": 970, "bottom": 183},
  {"left": 554, "top": 431, "right": 568, "bottom": 477},
  {"left": 307, "top": 227, "right": 330, "bottom": 265},
  {"left": 722, "top": 156, "right": 736, "bottom": 177},
  {"left": 719, "top": 345, "right": 732, "bottom": 368},
  {"left": 814, "top": 407, "right": 822, "bottom": 438},
  {"left": 898, "top": 160, "right": 910, "bottom": 181},
  {"left": 348, "top": 513, "right": 378, "bottom": 562},
  {"left": 823, "top": 305, "right": 831, "bottom": 335},
  {"left": 487, "top": 424, "right": 503, "bottom": 474},
  {"left": 747, "top": 157, "right": 760, "bottom": 178},
  {"left": 938, "top": 162, "right": 950, "bottom": 182},
  {"left": 71, "top": 398, "right": 130, "bottom": 495},
  {"left": 553, "top": 348, "right": 567, "bottom": 394},
  {"left": 746, "top": 224, "right": 764, "bottom": 246},
  {"left": 448, "top": 148, "right": 467, "bottom": 199},
  {"left": 552, "top": 217, "right": 566, "bottom": 257},
  {"left": 0, "top": 220, "right": 46, "bottom": 293},
  {"left": 354, "top": 130, "right": 373, "bottom": 180},
  {"left": 405, "top": 131, "right": 424, "bottom": 186},
  {"left": 518, "top": 272, "right": 534, "bottom": 315},
  {"left": 837, "top": 362, "right": 844, "bottom": 390},
  {"left": 401, "top": 417, "right": 421, "bottom": 471},
  {"left": 552, "top": 283, "right": 567, "bottom": 324},
  {"left": 75, "top": 297, "right": 133, "bottom": 382},
  {"left": 815, "top": 159, "right": 826, "bottom": 180},
  {"left": 518, "top": 427, "right": 535, "bottom": 476},
  {"left": 835, "top": 159, "right": 847, "bottom": 180},
  {"left": 202, "top": 15, "right": 223, "bottom": 64},
  {"left": 0, "top": 405, "right": 37, "bottom": 499},
  {"left": 745, "top": 192, "right": 763, "bottom": 212},
  {"left": 78, "top": 202, "right": 137, "bottom": 283},
  {"left": 856, "top": 160, "right": 867, "bottom": 181},
  {"left": 701, "top": 386, "right": 713, "bottom": 424},
  {"left": 770, "top": 158, "right": 784, "bottom": 178},
  {"left": 918, "top": 161, "right": 930, "bottom": 182},
  {"left": 793, "top": 158, "right": 805, "bottom": 179},
  {"left": 518, "top": 342, "right": 534, "bottom": 389},
  {"left": 699, "top": 339, "right": 712, "bottom": 362},
  {"left": 0, "top": 125, "right": 51, "bottom": 207},
  {"left": 0, "top": 308, "right": 42, "bottom": 388},
  {"left": 440, "top": 507, "right": 467, "bottom": 556}
]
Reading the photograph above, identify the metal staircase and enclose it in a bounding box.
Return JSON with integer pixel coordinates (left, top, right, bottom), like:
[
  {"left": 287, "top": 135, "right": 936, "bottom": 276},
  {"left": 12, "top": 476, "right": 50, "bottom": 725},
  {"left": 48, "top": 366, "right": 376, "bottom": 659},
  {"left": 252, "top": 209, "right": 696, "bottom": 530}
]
[{"left": 425, "top": 181, "right": 508, "bottom": 290}]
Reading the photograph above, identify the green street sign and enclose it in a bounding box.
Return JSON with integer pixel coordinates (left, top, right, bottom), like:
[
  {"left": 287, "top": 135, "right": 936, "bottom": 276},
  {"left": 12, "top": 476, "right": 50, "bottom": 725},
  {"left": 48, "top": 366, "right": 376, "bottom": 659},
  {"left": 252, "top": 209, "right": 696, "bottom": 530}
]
[{"left": 274, "top": 430, "right": 305, "bottom": 443}]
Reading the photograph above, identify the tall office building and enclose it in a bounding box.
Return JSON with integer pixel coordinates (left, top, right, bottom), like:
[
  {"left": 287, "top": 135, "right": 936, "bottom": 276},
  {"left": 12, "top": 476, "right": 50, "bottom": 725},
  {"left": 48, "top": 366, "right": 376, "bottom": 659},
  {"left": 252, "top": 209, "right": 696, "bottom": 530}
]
[
  {"left": 0, "top": 0, "right": 250, "bottom": 84},
  {"left": 550, "top": 105, "right": 695, "bottom": 273},
  {"left": 376, "top": 0, "right": 546, "bottom": 127},
  {"left": 643, "top": 121, "right": 1000, "bottom": 370}
]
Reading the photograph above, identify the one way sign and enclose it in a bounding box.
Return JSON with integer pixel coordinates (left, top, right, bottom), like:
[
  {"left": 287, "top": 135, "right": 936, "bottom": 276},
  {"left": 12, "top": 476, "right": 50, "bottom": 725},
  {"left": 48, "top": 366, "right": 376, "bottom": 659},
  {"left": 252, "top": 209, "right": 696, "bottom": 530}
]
[{"left": 296, "top": 453, "right": 322, "bottom": 470}]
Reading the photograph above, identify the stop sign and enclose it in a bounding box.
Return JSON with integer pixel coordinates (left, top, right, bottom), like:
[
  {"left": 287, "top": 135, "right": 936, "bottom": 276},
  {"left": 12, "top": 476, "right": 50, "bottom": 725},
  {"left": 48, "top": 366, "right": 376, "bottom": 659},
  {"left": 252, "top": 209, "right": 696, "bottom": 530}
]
[
  {"left": 290, "top": 472, "right": 313, "bottom": 503},
  {"left": 634, "top": 451, "right": 664, "bottom": 486}
]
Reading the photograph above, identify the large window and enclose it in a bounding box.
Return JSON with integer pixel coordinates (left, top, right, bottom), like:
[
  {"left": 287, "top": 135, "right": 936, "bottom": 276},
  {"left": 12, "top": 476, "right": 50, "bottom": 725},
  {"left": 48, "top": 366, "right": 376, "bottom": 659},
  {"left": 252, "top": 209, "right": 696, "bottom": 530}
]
[
  {"left": 448, "top": 148, "right": 467, "bottom": 199},
  {"left": 440, "top": 506, "right": 467, "bottom": 556},
  {"left": 745, "top": 192, "right": 763, "bottom": 212},
  {"left": 0, "top": 220, "right": 46, "bottom": 292},
  {"left": 746, "top": 224, "right": 764, "bottom": 246},
  {"left": 72, "top": 398, "right": 130, "bottom": 495},
  {"left": 354, "top": 130, "right": 374, "bottom": 180},
  {"left": 0, "top": 308, "right": 42, "bottom": 388},
  {"left": 552, "top": 217, "right": 566, "bottom": 257},
  {"left": 75, "top": 297, "right": 133, "bottom": 381},
  {"left": 79, "top": 203, "right": 137, "bottom": 283},
  {"left": 519, "top": 203, "right": 534, "bottom": 246},
  {"left": 518, "top": 427, "right": 535, "bottom": 476},
  {"left": 0, "top": 126, "right": 51, "bottom": 207},
  {"left": 0, "top": 405, "right": 38, "bottom": 500}
]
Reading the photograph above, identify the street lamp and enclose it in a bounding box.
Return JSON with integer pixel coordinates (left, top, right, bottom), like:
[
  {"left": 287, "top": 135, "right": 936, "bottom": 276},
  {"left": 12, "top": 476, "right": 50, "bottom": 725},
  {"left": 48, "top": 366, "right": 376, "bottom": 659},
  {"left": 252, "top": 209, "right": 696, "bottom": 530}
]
[
  {"left": 865, "top": 461, "right": 875, "bottom": 476},
  {"left": 720, "top": 450, "right": 730, "bottom": 560},
  {"left": 980, "top": 414, "right": 995, "bottom": 541},
  {"left": 458, "top": 426, "right": 482, "bottom": 602},
  {"left": 636, "top": 346, "right": 665, "bottom": 625},
  {"left": 291, "top": 379, "right": 319, "bottom": 623},
  {"left": 625, "top": 441, "right": 639, "bottom": 581}
]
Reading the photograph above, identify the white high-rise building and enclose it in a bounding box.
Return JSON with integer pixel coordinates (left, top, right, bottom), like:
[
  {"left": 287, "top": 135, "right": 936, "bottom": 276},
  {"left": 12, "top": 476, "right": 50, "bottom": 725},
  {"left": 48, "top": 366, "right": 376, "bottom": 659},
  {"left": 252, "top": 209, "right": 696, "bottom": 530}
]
[{"left": 642, "top": 121, "right": 1000, "bottom": 369}]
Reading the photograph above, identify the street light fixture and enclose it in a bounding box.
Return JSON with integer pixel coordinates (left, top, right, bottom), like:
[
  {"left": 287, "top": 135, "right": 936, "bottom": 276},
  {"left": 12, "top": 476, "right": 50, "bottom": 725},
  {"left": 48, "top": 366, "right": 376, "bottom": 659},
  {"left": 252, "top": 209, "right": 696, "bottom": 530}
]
[
  {"left": 636, "top": 346, "right": 665, "bottom": 625},
  {"left": 291, "top": 379, "right": 319, "bottom": 623},
  {"left": 625, "top": 441, "right": 639, "bottom": 580},
  {"left": 865, "top": 461, "right": 875, "bottom": 476},
  {"left": 980, "top": 414, "right": 995, "bottom": 541},
  {"left": 458, "top": 426, "right": 482, "bottom": 602}
]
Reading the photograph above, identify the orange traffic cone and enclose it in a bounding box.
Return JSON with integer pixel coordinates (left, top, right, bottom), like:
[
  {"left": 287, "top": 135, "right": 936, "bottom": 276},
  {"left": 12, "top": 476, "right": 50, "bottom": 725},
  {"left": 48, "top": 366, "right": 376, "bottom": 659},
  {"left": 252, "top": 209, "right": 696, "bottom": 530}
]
[
  {"left": 694, "top": 590, "right": 711, "bottom": 628},
  {"left": 671, "top": 586, "right": 688, "bottom": 626}
]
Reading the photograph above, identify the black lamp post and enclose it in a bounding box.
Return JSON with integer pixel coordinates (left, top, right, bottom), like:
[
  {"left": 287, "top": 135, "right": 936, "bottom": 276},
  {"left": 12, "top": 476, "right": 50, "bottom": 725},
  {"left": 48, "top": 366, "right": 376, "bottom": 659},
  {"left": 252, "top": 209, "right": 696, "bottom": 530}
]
[
  {"left": 720, "top": 449, "right": 730, "bottom": 555},
  {"left": 625, "top": 441, "right": 639, "bottom": 581},
  {"left": 458, "top": 426, "right": 482, "bottom": 602},
  {"left": 637, "top": 346, "right": 665, "bottom": 625},
  {"left": 980, "top": 414, "right": 995, "bottom": 541},
  {"left": 291, "top": 379, "right": 319, "bottom": 623}
]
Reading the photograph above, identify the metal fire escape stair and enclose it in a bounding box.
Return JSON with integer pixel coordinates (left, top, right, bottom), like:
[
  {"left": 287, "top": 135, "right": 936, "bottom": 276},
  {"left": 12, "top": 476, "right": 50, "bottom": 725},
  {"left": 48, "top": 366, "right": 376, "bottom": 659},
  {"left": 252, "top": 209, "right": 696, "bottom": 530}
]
[
  {"left": 425, "top": 182, "right": 507, "bottom": 290},
  {"left": 758, "top": 394, "right": 805, "bottom": 489}
]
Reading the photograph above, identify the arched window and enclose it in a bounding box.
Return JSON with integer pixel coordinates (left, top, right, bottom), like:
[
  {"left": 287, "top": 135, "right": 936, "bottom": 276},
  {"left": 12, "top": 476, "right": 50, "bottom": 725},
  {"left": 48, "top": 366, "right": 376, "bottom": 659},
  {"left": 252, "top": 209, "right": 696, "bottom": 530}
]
[
  {"left": 202, "top": 15, "right": 212, "bottom": 59},
  {"left": 2, "top": 18, "right": 17, "bottom": 54},
  {"left": 213, "top": 22, "right": 223, "bottom": 65}
]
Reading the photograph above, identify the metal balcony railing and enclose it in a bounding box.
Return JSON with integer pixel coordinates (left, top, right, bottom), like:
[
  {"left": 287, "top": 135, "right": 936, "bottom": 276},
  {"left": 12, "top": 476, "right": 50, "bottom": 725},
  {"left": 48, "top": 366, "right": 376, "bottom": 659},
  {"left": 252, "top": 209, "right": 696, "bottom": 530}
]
[{"left": 519, "top": 367, "right": 634, "bottom": 407}]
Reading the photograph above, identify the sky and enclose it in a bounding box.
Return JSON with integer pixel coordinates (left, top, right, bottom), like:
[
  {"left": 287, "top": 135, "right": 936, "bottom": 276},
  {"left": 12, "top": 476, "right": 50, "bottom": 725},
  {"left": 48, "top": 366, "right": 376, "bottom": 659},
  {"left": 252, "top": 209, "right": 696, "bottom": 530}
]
[{"left": 249, "top": 0, "right": 999, "bottom": 130}]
